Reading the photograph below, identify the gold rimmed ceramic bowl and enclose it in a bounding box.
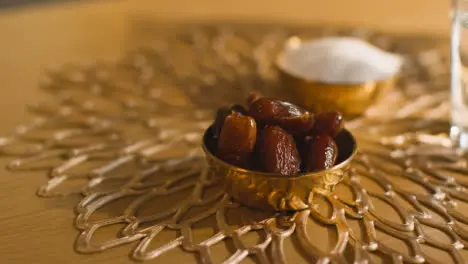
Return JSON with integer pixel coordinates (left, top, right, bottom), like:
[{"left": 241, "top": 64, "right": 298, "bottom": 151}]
[
  {"left": 276, "top": 37, "right": 400, "bottom": 117},
  {"left": 202, "top": 126, "right": 357, "bottom": 211}
]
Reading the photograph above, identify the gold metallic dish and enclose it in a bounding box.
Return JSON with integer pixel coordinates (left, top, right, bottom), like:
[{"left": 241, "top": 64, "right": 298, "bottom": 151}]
[
  {"left": 202, "top": 126, "right": 357, "bottom": 211},
  {"left": 276, "top": 37, "right": 398, "bottom": 117}
]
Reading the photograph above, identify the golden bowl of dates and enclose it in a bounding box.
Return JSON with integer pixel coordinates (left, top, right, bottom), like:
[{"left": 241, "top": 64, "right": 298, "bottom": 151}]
[
  {"left": 202, "top": 94, "right": 357, "bottom": 211},
  {"left": 275, "top": 37, "right": 401, "bottom": 117}
]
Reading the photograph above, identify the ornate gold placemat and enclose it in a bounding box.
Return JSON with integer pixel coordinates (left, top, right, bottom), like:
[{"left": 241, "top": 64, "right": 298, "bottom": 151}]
[{"left": 3, "top": 23, "right": 465, "bottom": 264}]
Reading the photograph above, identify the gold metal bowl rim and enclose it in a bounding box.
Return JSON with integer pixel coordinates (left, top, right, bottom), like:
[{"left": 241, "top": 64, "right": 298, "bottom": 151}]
[{"left": 202, "top": 127, "right": 358, "bottom": 179}]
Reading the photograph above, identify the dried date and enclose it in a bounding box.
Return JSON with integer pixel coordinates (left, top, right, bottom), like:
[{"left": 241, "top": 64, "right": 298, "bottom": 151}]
[
  {"left": 218, "top": 112, "right": 257, "bottom": 168},
  {"left": 311, "top": 111, "right": 343, "bottom": 138},
  {"left": 248, "top": 98, "right": 314, "bottom": 136},
  {"left": 305, "top": 134, "right": 338, "bottom": 172},
  {"left": 258, "top": 125, "right": 301, "bottom": 175},
  {"left": 213, "top": 105, "right": 248, "bottom": 139}
]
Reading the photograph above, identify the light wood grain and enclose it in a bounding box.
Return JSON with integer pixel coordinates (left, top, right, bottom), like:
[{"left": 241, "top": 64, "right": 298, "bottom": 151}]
[{"left": 0, "top": 0, "right": 451, "bottom": 263}]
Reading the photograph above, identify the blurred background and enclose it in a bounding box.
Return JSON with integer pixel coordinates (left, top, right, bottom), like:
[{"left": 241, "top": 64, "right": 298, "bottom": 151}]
[
  {"left": 0, "top": 0, "right": 451, "bottom": 130},
  {"left": 0, "top": 0, "right": 451, "bottom": 34}
]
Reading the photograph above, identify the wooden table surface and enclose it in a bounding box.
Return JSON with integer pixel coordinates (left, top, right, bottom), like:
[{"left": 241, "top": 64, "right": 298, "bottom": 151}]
[{"left": 0, "top": 0, "right": 451, "bottom": 263}]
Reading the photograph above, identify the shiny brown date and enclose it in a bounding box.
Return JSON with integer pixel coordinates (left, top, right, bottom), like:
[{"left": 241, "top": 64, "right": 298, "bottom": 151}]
[
  {"left": 305, "top": 134, "right": 338, "bottom": 172},
  {"left": 258, "top": 125, "right": 301, "bottom": 175},
  {"left": 248, "top": 98, "right": 315, "bottom": 136},
  {"left": 218, "top": 112, "right": 257, "bottom": 168},
  {"left": 213, "top": 105, "right": 247, "bottom": 139},
  {"left": 311, "top": 111, "right": 344, "bottom": 138}
]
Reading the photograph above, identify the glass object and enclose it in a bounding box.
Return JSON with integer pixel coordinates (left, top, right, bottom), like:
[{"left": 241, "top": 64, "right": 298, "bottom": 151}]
[{"left": 451, "top": 0, "right": 468, "bottom": 148}]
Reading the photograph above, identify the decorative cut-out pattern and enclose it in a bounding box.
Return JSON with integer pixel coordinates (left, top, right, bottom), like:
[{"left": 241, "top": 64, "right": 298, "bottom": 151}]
[{"left": 3, "top": 24, "right": 465, "bottom": 263}]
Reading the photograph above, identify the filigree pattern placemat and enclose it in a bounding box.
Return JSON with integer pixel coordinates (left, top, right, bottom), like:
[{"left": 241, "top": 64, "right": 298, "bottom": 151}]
[{"left": 3, "top": 23, "right": 466, "bottom": 264}]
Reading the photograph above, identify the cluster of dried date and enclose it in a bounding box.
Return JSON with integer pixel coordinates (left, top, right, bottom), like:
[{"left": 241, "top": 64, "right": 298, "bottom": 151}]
[{"left": 208, "top": 93, "right": 344, "bottom": 175}]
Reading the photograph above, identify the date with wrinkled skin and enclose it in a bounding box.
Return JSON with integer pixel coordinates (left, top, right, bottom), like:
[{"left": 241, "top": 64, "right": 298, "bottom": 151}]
[
  {"left": 305, "top": 134, "right": 338, "bottom": 172},
  {"left": 213, "top": 105, "right": 248, "bottom": 139},
  {"left": 311, "top": 111, "right": 344, "bottom": 138},
  {"left": 248, "top": 98, "right": 315, "bottom": 136},
  {"left": 218, "top": 112, "right": 257, "bottom": 168},
  {"left": 258, "top": 125, "right": 301, "bottom": 175}
]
